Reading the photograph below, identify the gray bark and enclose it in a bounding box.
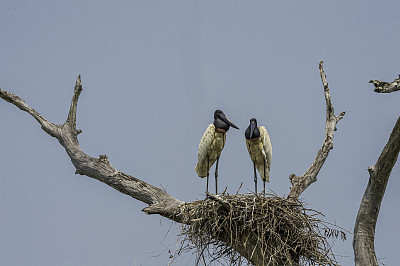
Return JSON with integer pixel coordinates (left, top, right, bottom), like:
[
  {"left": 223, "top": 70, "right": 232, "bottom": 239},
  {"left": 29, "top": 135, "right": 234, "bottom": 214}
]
[
  {"left": 0, "top": 78, "right": 184, "bottom": 220},
  {"left": 353, "top": 117, "right": 400, "bottom": 265},
  {"left": 370, "top": 75, "right": 400, "bottom": 93},
  {"left": 6, "top": 62, "right": 396, "bottom": 266},
  {"left": 0, "top": 76, "right": 287, "bottom": 265}
]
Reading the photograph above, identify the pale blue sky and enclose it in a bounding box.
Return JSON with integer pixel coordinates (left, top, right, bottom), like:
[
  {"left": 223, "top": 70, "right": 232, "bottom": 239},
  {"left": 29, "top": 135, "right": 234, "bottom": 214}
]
[{"left": 1, "top": 1, "right": 399, "bottom": 265}]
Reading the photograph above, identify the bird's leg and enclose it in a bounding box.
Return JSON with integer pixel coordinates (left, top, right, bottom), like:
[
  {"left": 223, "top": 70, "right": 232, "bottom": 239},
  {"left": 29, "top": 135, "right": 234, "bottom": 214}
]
[
  {"left": 263, "top": 161, "right": 266, "bottom": 195},
  {"left": 253, "top": 162, "right": 257, "bottom": 194},
  {"left": 215, "top": 157, "right": 219, "bottom": 194},
  {"left": 206, "top": 156, "right": 209, "bottom": 194}
]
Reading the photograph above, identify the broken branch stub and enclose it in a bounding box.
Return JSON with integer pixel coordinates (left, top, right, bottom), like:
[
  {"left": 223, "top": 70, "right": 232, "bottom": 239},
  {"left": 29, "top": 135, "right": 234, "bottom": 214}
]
[{"left": 370, "top": 75, "right": 400, "bottom": 93}]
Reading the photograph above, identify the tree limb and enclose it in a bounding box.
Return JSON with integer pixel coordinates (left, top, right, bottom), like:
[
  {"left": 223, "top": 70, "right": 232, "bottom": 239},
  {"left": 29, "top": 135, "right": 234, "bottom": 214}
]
[
  {"left": 353, "top": 117, "right": 400, "bottom": 266},
  {"left": 1, "top": 78, "right": 285, "bottom": 265},
  {"left": 353, "top": 72, "right": 400, "bottom": 265},
  {"left": 370, "top": 75, "right": 400, "bottom": 93},
  {"left": 0, "top": 78, "right": 185, "bottom": 221},
  {"left": 288, "top": 60, "right": 346, "bottom": 200}
]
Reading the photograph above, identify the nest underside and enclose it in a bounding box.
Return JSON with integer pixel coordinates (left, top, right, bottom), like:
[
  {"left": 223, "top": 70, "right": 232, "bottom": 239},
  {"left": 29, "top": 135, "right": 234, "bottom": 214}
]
[{"left": 176, "top": 193, "right": 345, "bottom": 266}]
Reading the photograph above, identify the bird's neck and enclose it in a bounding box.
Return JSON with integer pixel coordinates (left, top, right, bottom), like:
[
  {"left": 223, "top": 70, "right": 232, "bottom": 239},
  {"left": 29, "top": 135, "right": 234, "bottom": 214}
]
[{"left": 215, "top": 128, "right": 227, "bottom": 133}]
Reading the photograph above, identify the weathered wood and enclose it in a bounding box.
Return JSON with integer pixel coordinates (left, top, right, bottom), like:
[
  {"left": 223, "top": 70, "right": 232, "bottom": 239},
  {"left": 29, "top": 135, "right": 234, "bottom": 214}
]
[
  {"left": 287, "top": 61, "right": 345, "bottom": 199},
  {"left": 370, "top": 75, "right": 400, "bottom": 93},
  {"left": 353, "top": 117, "right": 400, "bottom": 266},
  {"left": 0, "top": 77, "right": 292, "bottom": 265},
  {"left": 0, "top": 79, "right": 185, "bottom": 222}
]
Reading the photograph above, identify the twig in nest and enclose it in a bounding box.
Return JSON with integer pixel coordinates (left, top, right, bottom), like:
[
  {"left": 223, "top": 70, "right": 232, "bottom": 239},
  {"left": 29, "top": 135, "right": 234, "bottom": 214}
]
[{"left": 176, "top": 193, "right": 345, "bottom": 265}]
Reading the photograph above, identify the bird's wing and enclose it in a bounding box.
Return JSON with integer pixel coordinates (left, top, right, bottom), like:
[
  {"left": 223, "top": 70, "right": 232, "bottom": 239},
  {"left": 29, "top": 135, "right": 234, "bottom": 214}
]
[
  {"left": 195, "top": 124, "right": 215, "bottom": 177},
  {"left": 259, "top": 126, "right": 272, "bottom": 169}
]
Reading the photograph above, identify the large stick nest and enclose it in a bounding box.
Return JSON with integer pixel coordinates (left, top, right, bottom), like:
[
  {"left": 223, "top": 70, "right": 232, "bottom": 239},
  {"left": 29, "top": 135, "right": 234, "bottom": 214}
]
[{"left": 176, "top": 193, "right": 345, "bottom": 265}]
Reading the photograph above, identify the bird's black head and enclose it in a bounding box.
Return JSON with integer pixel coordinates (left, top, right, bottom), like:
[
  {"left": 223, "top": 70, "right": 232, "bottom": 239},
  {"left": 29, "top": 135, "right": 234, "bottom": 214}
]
[
  {"left": 213, "top": 109, "right": 239, "bottom": 132},
  {"left": 245, "top": 118, "right": 260, "bottom": 139}
]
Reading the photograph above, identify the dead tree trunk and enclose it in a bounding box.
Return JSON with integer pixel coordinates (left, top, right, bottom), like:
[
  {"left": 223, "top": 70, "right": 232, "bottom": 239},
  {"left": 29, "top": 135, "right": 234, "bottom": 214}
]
[
  {"left": 352, "top": 77, "right": 400, "bottom": 266},
  {"left": 0, "top": 61, "right": 348, "bottom": 265}
]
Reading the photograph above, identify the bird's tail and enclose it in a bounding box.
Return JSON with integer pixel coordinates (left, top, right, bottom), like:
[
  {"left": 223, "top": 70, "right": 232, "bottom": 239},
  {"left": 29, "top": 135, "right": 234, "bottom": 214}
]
[
  {"left": 195, "top": 164, "right": 207, "bottom": 178},
  {"left": 261, "top": 166, "right": 270, "bottom": 183}
]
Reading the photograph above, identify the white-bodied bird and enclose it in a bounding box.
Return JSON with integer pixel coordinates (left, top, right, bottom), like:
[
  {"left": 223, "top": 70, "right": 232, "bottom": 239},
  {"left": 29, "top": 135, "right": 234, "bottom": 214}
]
[
  {"left": 245, "top": 118, "right": 272, "bottom": 193},
  {"left": 195, "top": 110, "right": 239, "bottom": 194}
]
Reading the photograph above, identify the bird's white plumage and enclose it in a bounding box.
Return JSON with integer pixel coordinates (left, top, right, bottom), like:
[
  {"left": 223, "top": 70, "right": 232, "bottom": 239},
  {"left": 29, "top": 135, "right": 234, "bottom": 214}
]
[
  {"left": 246, "top": 126, "right": 272, "bottom": 183},
  {"left": 195, "top": 124, "right": 226, "bottom": 178}
]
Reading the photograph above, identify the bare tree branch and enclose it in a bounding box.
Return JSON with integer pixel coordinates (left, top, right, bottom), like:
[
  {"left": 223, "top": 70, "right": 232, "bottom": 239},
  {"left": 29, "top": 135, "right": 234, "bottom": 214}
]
[
  {"left": 370, "top": 75, "right": 400, "bottom": 93},
  {"left": 1, "top": 78, "right": 287, "bottom": 265},
  {"left": 353, "top": 73, "right": 400, "bottom": 265},
  {"left": 0, "top": 88, "right": 61, "bottom": 138},
  {"left": 288, "top": 60, "right": 346, "bottom": 200},
  {"left": 0, "top": 78, "right": 185, "bottom": 221},
  {"left": 353, "top": 117, "right": 400, "bottom": 266}
]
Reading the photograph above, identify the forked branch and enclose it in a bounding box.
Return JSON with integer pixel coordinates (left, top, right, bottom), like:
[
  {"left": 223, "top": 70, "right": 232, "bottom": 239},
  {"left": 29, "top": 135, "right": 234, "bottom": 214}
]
[
  {"left": 1, "top": 77, "right": 304, "bottom": 265},
  {"left": 353, "top": 75, "right": 400, "bottom": 265},
  {"left": 370, "top": 75, "right": 400, "bottom": 93},
  {"left": 2, "top": 73, "right": 343, "bottom": 265},
  {"left": 0, "top": 79, "right": 185, "bottom": 220},
  {"left": 288, "top": 61, "right": 346, "bottom": 199}
]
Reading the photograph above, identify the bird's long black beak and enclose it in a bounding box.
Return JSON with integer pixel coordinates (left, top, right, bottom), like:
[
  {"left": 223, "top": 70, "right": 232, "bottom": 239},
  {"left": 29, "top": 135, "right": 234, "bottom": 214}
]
[
  {"left": 250, "top": 120, "right": 256, "bottom": 138},
  {"left": 219, "top": 113, "right": 239, "bottom": 129}
]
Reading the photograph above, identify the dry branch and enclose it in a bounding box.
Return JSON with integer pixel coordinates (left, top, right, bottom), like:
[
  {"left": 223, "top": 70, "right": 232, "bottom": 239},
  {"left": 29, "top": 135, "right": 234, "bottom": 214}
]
[
  {"left": 353, "top": 117, "right": 400, "bottom": 266},
  {"left": 2, "top": 78, "right": 309, "bottom": 265},
  {"left": 370, "top": 75, "right": 400, "bottom": 93},
  {"left": 1, "top": 66, "right": 346, "bottom": 265},
  {"left": 0, "top": 79, "right": 185, "bottom": 221},
  {"left": 288, "top": 61, "right": 346, "bottom": 200}
]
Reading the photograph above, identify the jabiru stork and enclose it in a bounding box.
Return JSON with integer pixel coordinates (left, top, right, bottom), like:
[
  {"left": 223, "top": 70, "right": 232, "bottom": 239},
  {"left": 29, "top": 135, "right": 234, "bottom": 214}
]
[
  {"left": 195, "top": 110, "right": 239, "bottom": 194},
  {"left": 245, "top": 118, "right": 272, "bottom": 194}
]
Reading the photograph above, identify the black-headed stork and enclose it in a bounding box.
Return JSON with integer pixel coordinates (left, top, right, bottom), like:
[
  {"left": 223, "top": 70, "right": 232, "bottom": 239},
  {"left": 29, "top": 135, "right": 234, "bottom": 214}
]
[
  {"left": 245, "top": 118, "right": 272, "bottom": 193},
  {"left": 195, "top": 110, "right": 239, "bottom": 194}
]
